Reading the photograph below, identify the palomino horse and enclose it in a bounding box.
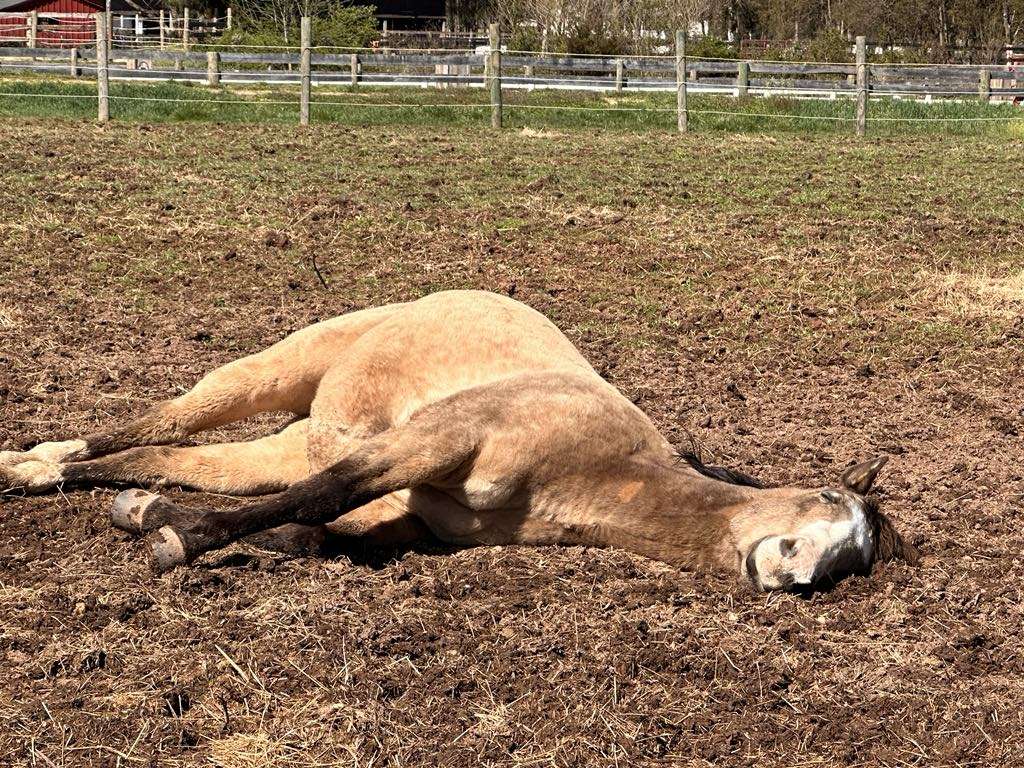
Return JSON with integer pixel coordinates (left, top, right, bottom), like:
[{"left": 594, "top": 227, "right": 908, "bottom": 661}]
[{"left": 0, "top": 291, "right": 916, "bottom": 590}]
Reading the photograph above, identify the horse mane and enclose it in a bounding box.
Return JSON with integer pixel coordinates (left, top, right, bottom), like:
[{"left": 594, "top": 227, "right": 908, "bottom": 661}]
[
  {"left": 864, "top": 497, "right": 920, "bottom": 565},
  {"left": 674, "top": 450, "right": 766, "bottom": 489}
]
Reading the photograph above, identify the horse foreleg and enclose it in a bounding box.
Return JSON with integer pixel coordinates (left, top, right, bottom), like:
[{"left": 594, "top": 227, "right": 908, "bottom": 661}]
[
  {"left": 244, "top": 497, "right": 430, "bottom": 558},
  {"left": 139, "top": 416, "right": 476, "bottom": 572}
]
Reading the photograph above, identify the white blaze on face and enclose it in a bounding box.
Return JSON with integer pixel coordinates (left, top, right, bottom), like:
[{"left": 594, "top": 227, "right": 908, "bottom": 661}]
[{"left": 751, "top": 497, "right": 873, "bottom": 591}]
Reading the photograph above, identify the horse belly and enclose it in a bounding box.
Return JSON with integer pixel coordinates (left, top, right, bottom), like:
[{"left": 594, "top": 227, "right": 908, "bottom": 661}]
[{"left": 405, "top": 485, "right": 524, "bottom": 545}]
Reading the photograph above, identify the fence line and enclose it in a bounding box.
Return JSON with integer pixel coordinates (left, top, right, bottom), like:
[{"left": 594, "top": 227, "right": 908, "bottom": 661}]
[
  {"left": 6, "top": 47, "right": 1022, "bottom": 91},
  {"left": 1, "top": 16, "right": 1022, "bottom": 133}
]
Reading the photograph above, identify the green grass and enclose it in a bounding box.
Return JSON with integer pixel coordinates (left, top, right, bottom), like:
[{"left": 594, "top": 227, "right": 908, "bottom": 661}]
[{"left": 1, "top": 75, "right": 1022, "bottom": 135}]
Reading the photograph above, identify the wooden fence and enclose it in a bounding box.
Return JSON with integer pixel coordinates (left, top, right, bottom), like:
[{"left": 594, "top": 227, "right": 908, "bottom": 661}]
[{"left": 1, "top": 17, "right": 1022, "bottom": 134}]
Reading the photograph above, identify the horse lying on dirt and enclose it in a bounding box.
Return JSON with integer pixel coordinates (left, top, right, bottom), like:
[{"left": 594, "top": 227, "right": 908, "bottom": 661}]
[{"left": 0, "top": 290, "right": 916, "bottom": 590}]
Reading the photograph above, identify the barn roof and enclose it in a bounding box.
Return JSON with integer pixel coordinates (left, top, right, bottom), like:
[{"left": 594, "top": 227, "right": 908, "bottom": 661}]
[{"left": 0, "top": 0, "right": 162, "bottom": 11}]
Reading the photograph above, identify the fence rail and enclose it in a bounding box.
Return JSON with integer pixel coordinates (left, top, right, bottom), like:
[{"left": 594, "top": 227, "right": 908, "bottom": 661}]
[{"left": 1, "top": 16, "right": 1022, "bottom": 132}]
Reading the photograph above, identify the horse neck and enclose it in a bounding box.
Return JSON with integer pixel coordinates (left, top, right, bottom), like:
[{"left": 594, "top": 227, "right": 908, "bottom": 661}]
[{"left": 584, "top": 459, "right": 760, "bottom": 571}]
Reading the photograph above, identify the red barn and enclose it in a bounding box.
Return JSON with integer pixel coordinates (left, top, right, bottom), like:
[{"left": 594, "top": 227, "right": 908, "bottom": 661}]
[{"left": 0, "top": 0, "right": 161, "bottom": 47}]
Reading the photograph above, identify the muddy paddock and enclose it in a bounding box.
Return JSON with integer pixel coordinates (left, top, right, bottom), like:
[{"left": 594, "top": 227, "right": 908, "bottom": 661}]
[{"left": 1, "top": 122, "right": 1022, "bottom": 766}]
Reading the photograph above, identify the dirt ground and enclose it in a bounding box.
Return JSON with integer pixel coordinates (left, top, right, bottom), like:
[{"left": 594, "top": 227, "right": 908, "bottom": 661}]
[{"left": 1, "top": 121, "right": 1023, "bottom": 767}]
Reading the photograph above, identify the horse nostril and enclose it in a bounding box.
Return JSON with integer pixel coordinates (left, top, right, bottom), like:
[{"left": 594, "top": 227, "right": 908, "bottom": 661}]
[{"left": 779, "top": 538, "right": 800, "bottom": 558}]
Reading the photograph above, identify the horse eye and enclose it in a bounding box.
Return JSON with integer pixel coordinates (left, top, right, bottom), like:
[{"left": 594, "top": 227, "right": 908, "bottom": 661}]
[{"left": 820, "top": 490, "right": 843, "bottom": 504}]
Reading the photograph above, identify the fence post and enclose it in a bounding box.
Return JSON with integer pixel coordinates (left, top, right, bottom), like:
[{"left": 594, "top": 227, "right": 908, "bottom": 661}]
[
  {"left": 183, "top": 7, "right": 190, "bottom": 51},
  {"left": 615, "top": 58, "right": 623, "bottom": 93},
  {"left": 978, "top": 69, "right": 991, "bottom": 104},
  {"left": 675, "top": 29, "right": 687, "bottom": 133},
  {"left": 737, "top": 60, "right": 749, "bottom": 97},
  {"left": 95, "top": 14, "right": 109, "bottom": 123},
  {"left": 855, "top": 35, "right": 867, "bottom": 137},
  {"left": 350, "top": 52, "right": 359, "bottom": 86},
  {"left": 207, "top": 50, "right": 220, "bottom": 86},
  {"left": 70, "top": 47, "right": 79, "bottom": 77},
  {"left": 488, "top": 22, "right": 502, "bottom": 129},
  {"left": 159, "top": 9, "right": 165, "bottom": 49},
  {"left": 300, "top": 16, "right": 311, "bottom": 126},
  {"left": 28, "top": 10, "right": 37, "bottom": 47},
  {"left": 226, "top": 7, "right": 232, "bottom": 30}
]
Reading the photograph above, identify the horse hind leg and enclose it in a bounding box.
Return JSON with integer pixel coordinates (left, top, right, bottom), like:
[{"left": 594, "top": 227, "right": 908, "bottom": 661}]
[
  {"left": 75, "top": 340, "right": 325, "bottom": 460},
  {"left": 1, "top": 346, "right": 318, "bottom": 473},
  {"left": 2, "top": 304, "right": 401, "bottom": 470}
]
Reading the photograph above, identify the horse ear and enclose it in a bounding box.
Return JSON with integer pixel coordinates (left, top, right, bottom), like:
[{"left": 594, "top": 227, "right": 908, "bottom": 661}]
[{"left": 840, "top": 456, "right": 888, "bottom": 495}]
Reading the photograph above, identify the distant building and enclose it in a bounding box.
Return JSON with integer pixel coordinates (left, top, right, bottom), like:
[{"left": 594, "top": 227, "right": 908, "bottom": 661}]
[
  {"left": 0, "top": 0, "right": 162, "bottom": 46},
  {"left": 360, "top": 0, "right": 446, "bottom": 30},
  {"left": 1, "top": 0, "right": 451, "bottom": 44}
]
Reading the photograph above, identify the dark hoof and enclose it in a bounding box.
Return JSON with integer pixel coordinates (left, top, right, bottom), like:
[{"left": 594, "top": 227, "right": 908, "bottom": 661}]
[{"left": 151, "top": 526, "right": 191, "bottom": 573}]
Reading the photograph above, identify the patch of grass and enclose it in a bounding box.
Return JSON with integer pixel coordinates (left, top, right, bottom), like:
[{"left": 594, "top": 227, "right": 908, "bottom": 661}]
[{"left": 1, "top": 76, "right": 1022, "bottom": 135}]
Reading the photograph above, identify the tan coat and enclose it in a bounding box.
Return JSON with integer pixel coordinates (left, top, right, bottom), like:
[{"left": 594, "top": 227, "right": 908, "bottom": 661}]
[{"left": 0, "top": 291, "right": 915, "bottom": 589}]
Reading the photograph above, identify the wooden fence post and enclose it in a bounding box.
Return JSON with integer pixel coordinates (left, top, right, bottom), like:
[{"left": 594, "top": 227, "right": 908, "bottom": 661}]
[
  {"left": 350, "top": 52, "right": 359, "bottom": 86},
  {"left": 159, "top": 10, "right": 165, "bottom": 49},
  {"left": 300, "top": 16, "right": 311, "bottom": 126},
  {"left": 226, "top": 7, "right": 232, "bottom": 30},
  {"left": 855, "top": 35, "right": 867, "bottom": 137},
  {"left": 28, "top": 10, "right": 37, "bottom": 47},
  {"left": 95, "top": 14, "right": 109, "bottom": 123},
  {"left": 183, "top": 7, "right": 190, "bottom": 51},
  {"left": 615, "top": 58, "right": 623, "bottom": 93},
  {"left": 70, "top": 47, "right": 79, "bottom": 77},
  {"left": 675, "top": 29, "right": 687, "bottom": 133},
  {"left": 978, "top": 69, "right": 991, "bottom": 104},
  {"left": 737, "top": 60, "right": 749, "bottom": 97},
  {"left": 207, "top": 50, "right": 220, "bottom": 86},
  {"left": 488, "top": 22, "right": 502, "bottom": 129}
]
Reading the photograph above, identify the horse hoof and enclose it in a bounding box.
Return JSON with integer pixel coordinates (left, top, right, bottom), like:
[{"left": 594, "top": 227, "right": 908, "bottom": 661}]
[
  {"left": 111, "top": 489, "right": 163, "bottom": 533},
  {"left": 151, "top": 526, "right": 189, "bottom": 573}
]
